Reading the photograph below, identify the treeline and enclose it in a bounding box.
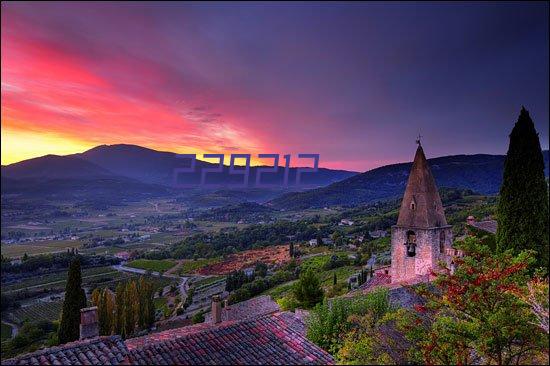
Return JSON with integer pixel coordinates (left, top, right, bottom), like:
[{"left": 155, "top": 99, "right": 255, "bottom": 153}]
[
  {"left": 171, "top": 220, "right": 327, "bottom": 259},
  {"left": 1, "top": 251, "right": 120, "bottom": 274},
  {"left": 91, "top": 277, "right": 155, "bottom": 338},
  {"left": 225, "top": 262, "right": 268, "bottom": 292},
  {"left": 195, "top": 202, "right": 275, "bottom": 222},
  {"left": 1, "top": 320, "right": 58, "bottom": 360},
  {"left": 229, "top": 267, "right": 296, "bottom": 304}
]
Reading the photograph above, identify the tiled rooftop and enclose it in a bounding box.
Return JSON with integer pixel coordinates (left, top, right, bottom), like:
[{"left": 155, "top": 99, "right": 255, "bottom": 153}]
[
  {"left": 4, "top": 311, "right": 333, "bottom": 365},
  {"left": 470, "top": 219, "right": 498, "bottom": 234},
  {"left": 204, "top": 295, "right": 280, "bottom": 323},
  {"left": 3, "top": 336, "right": 129, "bottom": 365},
  {"left": 126, "top": 311, "right": 332, "bottom": 365}
]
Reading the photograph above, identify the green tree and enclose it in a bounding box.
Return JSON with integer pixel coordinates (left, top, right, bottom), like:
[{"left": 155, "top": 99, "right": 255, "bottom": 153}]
[
  {"left": 293, "top": 270, "right": 324, "bottom": 309},
  {"left": 137, "top": 277, "right": 155, "bottom": 330},
  {"left": 497, "top": 107, "right": 549, "bottom": 269},
  {"left": 307, "top": 289, "right": 389, "bottom": 356},
  {"left": 192, "top": 310, "right": 205, "bottom": 324},
  {"left": 391, "top": 237, "right": 547, "bottom": 365},
  {"left": 97, "top": 289, "right": 113, "bottom": 336},
  {"left": 90, "top": 288, "right": 101, "bottom": 307},
  {"left": 124, "top": 281, "right": 139, "bottom": 336},
  {"left": 254, "top": 262, "right": 268, "bottom": 277},
  {"left": 58, "top": 258, "right": 86, "bottom": 344},
  {"left": 316, "top": 233, "right": 324, "bottom": 247},
  {"left": 115, "top": 282, "right": 125, "bottom": 337},
  {"left": 333, "top": 273, "right": 337, "bottom": 286}
]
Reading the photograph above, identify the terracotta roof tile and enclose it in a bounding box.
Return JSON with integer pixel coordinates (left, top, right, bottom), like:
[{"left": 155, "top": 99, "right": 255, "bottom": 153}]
[
  {"left": 204, "top": 295, "right": 280, "bottom": 323},
  {"left": 3, "top": 336, "right": 128, "bottom": 366},
  {"left": 470, "top": 219, "right": 497, "bottom": 234},
  {"left": 126, "top": 311, "right": 333, "bottom": 365},
  {"left": 3, "top": 313, "right": 333, "bottom": 365}
]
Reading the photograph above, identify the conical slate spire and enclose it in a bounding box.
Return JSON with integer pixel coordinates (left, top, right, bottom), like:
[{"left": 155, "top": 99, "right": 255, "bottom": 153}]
[{"left": 396, "top": 144, "right": 447, "bottom": 228}]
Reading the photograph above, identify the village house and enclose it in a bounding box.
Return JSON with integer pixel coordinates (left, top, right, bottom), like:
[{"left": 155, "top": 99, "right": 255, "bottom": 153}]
[
  {"left": 368, "top": 229, "right": 387, "bottom": 238},
  {"left": 114, "top": 251, "right": 131, "bottom": 261},
  {"left": 466, "top": 215, "right": 497, "bottom": 234}
]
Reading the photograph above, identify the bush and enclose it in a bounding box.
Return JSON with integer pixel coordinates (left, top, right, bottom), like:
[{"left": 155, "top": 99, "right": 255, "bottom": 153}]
[
  {"left": 306, "top": 288, "right": 389, "bottom": 355},
  {"left": 323, "top": 255, "right": 349, "bottom": 270},
  {"left": 276, "top": 294, "right": 300, "bottom": 311},
  {"left": 192, "top": 310, "right": 205, "bottom": 324}
]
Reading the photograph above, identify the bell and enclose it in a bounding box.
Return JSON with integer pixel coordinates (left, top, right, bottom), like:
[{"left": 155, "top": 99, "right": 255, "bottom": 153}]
[{"left": 406, "top": 242, "right": 416, "bottom": 257}]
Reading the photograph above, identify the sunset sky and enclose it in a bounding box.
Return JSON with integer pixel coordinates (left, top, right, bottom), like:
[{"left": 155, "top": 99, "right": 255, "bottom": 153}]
[{"left": 1, "top": 2, "right": 548, "bottom": 171}]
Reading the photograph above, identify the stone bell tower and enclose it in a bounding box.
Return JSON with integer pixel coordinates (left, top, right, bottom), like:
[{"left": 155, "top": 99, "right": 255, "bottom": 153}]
[{"left": 390, "top": 141, "right": 453, "bottom": 283}]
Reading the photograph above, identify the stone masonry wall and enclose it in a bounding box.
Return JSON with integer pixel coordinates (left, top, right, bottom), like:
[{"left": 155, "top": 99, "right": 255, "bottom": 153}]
[{"left": 390, "top": 226, "right": 453, "bottom": 283}]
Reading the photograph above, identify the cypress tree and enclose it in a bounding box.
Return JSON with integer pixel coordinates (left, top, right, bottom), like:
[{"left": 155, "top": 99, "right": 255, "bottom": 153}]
[
  {"left": 58, "top": 258, "right": 87, "bottom": 344},
  {"left": 496, "top": 107, "right": 549, "bottom": 269},
  {"left": 333, "top": 272, "right": 337, "bottom": 285}
]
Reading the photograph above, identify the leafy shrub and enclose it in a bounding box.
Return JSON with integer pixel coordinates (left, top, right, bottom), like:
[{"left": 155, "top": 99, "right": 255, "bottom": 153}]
[{"left": 306, "top": 288, "right": 389, "bottom": 355}]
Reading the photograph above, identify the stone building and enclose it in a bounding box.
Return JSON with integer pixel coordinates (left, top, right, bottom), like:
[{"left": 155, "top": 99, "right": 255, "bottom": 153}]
[{"left": 390, "top": 142, "right": 453, "bottom": 284}]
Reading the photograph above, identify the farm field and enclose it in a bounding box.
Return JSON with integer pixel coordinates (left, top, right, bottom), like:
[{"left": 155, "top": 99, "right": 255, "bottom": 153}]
[
  {"left": 1, "top": 240, "right": 83, "bottom": 258},
  {"left": 3, "top": 266, "right": 118, "bottom": 293},
  {"left": 192, "top": 276, "right": 224, "bottom": 288},
  {"left": 196, "top": 245, "right": 291, "bottom": 275},
  {"left": 11, "top": 301, "right": 63, "bottom": 324},
  {"left": 178, "top": 258, "right": 221, "bottom": 275},
  {"left": 193, "top": 221, "right": 244, "bottom": 232},
  {"left": 264, "top": 280, "right": 297, "bottom": 299},
  {"left": 126, "top": 259, "right": 176, "bottom": 272}
]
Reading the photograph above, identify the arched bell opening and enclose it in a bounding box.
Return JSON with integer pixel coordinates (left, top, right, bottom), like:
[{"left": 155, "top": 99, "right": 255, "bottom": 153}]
[{"left": 405, "top": 230, "right": 416, "bottom": 257}]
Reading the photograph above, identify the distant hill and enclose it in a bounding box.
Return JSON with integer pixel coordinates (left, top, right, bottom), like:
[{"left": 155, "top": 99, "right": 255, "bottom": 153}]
[
  {"left": 1, "top": 175, "right": 169, "bottom": 202},
  {"left": 0, "top": 144, "right": 356, "bottom": 205},
  {"left": 78, "top": 144, "right": 357, "bottom": 187},
  {"left": 1, "top": 154, "right": 112, "bottom": 180},
  {"left": 269, "top": 151, "right": 550, "bottom": 210},
  {"left": 0, "top": 153, "right": 169, "bottom": 202}
]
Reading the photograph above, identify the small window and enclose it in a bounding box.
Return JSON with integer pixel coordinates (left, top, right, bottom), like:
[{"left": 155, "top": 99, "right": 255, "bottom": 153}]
[
  {"left": 410, "top": 201, "right": 416, "bottom": 210},
  {"left": 439, "top": 231, "right": 445, "bottom": 253}
]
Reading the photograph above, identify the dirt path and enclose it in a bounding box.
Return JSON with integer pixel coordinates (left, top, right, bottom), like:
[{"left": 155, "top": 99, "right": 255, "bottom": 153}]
[{"left": 165, "top": 260, "right": 184, "bottom": 276}]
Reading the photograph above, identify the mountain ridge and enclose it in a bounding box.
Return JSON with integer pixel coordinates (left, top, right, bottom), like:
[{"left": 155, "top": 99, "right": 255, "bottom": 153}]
[
  {"left": 268, "top": 150, "right": 550, "bottom": 210},
  {"left": 2, "top": 144, "right": 357, "bottom": 187}
]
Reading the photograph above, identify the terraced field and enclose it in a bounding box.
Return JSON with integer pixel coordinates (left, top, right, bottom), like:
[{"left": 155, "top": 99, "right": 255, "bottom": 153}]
[
  {"left": 1, "top": 240, "right": 83, "bottom": 258},
  {"left": 11, "top": 301, "right": 63, "bottom": 324},
  {"left": 126, "top": 259, "right": 176, "bottom": 272},
  {"left": 3, "top": 266, "right": 118, "bottom": 293},
  {"left": 178, "top": 258, "right": 221, "bottom": 275}
]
